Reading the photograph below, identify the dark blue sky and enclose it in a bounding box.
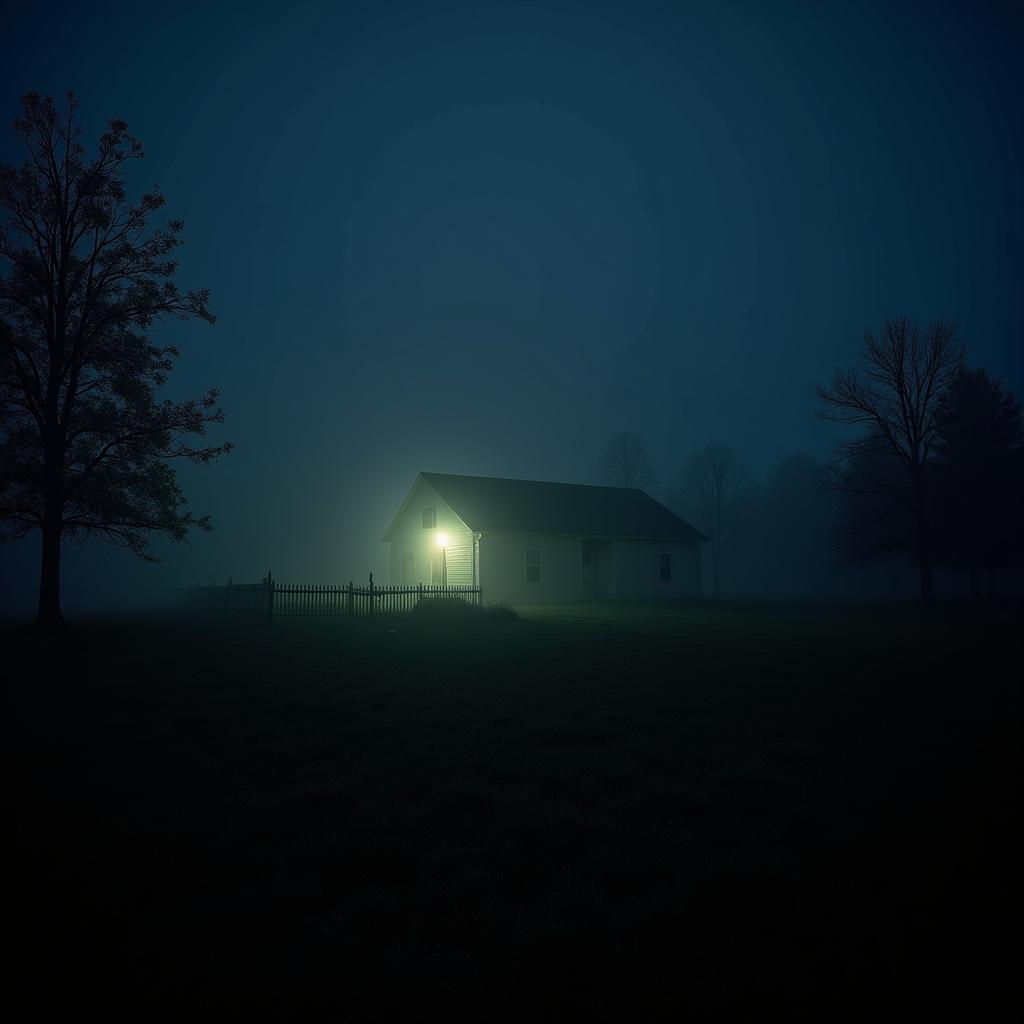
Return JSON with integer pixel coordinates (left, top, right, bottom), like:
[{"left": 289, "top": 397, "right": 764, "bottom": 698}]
[{"left": 1, "top": 0, "right": 1022, "bottom": 610}]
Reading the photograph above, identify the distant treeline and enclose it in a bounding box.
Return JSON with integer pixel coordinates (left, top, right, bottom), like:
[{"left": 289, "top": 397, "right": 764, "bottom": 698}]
[{"left": 598, "top": 320, "right": 1024, "bottom": 604}]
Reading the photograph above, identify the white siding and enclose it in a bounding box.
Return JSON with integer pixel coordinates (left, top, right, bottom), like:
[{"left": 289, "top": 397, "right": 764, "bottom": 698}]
[
  {"left": 387, "top": 480, "right": 475, "bottom": 587},
  {"left": 595, "top": 543, "right": 614, "bottom": 598},
  {"left": 610, "top": 540, "right": 701, "bottom": 599},
  {"left": 480, "top": 532, "right": 582, "bottom": 605},
  {"left": 386, "top": 479, "right": 703, "bottom": 604}
]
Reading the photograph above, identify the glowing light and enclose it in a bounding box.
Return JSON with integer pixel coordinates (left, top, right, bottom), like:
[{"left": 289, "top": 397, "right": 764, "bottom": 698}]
[{"left": 436, "top": 531, "right": 449, "bottom": 547}]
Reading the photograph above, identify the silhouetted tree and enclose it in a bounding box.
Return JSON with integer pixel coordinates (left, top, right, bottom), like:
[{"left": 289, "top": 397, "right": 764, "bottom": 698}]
[
  {"left": 0, "top": 93, "right": 230, "bottom": 627},
  {"left": 815, "top": 317, "right": 964, "bottom": 605},
  {"left": 675, "top": 442, "right": 744, "bottom": 596},
  {"left": 830, "top": 436, "right": 916, "bottom": 564},
  {"left": 932, "top": 368, "right": 1024, "bottom": 596},
  {"left": 597, "top": 431, "right": 656, "bottom": 489}
]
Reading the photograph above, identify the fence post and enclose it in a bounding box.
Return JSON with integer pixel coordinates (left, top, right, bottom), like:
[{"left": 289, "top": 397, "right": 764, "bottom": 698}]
[
  {"left": 417, "top": 581, "right": 423, "bottom": 607},
  {"left": 267, "top": 570, "right": 275, "bottom": 623},
  {"left": 369, "top": 572, "right": 375, "bottom": 618},
  {"left": 348, "top": 580, "right": 353, "bottom": 617}
]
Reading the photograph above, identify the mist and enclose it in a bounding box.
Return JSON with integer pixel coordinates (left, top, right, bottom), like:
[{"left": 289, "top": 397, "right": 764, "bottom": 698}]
[
  {"left": 2, "top": 1, "right": 1022, "bottom": 617},
  {"left": 5, "top": 5, "right": 1022, "bottom": 1015}
]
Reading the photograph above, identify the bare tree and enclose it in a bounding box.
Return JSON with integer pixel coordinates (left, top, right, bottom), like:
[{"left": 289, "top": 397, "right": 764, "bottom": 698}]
[
  {"left": 597, "top": 431, "right": 656, "bottom": 490},
  {"left": 932, "top": 367, "right": 1024, "bottom": 597},
  {"left": 831, "top": 437, "right": 916, "bottom": 564},
  {"left": 0, "top": 93, "right": 231, "bottom": 626},
  {"left": 815, "top": 316, "right": 964, "bottom": 605},
  {"left": 677, "top": 442, "right": 744, "bottom": 596}
]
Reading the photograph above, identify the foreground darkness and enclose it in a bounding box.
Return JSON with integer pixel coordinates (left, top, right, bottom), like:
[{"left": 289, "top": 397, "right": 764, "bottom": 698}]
[{"left": 6, "top": 603, "right": 1019, "bottom": 1015}]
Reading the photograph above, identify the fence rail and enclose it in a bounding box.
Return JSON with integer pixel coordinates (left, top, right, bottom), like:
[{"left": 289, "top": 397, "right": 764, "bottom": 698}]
[{"left": 184, "top": 572, "right": 482, "bottom": 620}]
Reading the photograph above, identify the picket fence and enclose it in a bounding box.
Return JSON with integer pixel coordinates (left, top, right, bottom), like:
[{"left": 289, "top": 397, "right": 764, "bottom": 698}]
[{"left": 187, "top": 572, "right": 481, "bottom": 620}]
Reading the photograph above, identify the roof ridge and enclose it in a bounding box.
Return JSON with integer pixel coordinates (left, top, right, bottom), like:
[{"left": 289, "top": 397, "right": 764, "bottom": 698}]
[
  {"left": 421, "top": 471, "right": 643, "bottom": 494},
  {"left": 403, "top": 471, "right": 709, "bottom": 543}
]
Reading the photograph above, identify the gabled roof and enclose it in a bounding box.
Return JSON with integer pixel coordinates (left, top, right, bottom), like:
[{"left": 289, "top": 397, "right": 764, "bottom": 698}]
[{"left": 383, "top": 472, "right": 708, "bottom": 542}]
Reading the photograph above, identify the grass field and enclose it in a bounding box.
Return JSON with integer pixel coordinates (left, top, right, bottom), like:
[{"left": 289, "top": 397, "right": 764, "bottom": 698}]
[{"left": 6, "top": 601, "right": 1021, "bottom": 1017}]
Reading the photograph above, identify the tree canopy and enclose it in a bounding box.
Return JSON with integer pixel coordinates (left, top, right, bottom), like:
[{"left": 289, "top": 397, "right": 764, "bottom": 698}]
[
  {"left": 0, "top": 92, "right": 230, "bottom": 625},
  {"left": 815, "top": 316, "right": 964, "bottom": 604},
  {"left": 932, "top": 367, "right": 1024, "bottom": 592}
]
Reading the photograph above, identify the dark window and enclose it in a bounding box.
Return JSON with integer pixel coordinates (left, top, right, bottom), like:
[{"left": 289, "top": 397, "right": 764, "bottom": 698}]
[
  {"left": 659, "top": 552, "right": 672, "bottom": 582},
  {"left": 526, "top": 548, "right": 542, "bottom": 583},
  {"left": 422, "top": 507, "right": 436, "bottom": 529}
]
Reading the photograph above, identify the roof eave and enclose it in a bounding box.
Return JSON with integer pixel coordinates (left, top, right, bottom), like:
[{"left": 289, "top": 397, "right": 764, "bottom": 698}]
[{"left": 381, "top": 472, "right": 425, "bottom": 542}]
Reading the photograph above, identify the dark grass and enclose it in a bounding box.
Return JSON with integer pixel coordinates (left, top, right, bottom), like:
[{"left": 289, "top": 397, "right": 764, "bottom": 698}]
[
  {"left": 410, "top": 595, "right": 520, "bottom": 621},
  {"left": 5, "top": 601, "right": 1021, "bottom": 1017}
]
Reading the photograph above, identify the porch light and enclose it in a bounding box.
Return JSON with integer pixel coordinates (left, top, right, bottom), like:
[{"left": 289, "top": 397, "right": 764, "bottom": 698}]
[{"left": 436, "top": 531, "right": 449, "bottom": 547}]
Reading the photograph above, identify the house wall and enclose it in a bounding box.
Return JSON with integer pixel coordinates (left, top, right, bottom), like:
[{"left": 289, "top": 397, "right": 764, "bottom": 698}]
[
  {"left": 610, "top": 540, "right": 701, "bottom": 599},
  {"left": 386, "top": 479, "right": 702, "bottom": 602},
  {"left": 387, "top": 479, "right": 475, "bottom": 587},
  {"left": 595, "top": 542, "right": 614, "bottom": 598},
  {"left": 480, "top": 532, "right": 583, "bottom": 605}
]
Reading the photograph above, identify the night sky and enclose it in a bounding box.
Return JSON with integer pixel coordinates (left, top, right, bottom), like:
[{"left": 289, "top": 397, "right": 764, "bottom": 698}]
[{"left": 1, "top": 0, "right": 1021, "bottom": 612}]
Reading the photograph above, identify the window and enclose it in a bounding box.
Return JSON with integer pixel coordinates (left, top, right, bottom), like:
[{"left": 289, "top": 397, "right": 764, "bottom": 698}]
[
  {"left": 526, "top": 548, "right": 542, "bottom": 583},
  {"left": 422, "top": 507, "right": 436, "bottom": 529},
  {"left": 659, "top": 552, "right": 672, "bottom": 582}
]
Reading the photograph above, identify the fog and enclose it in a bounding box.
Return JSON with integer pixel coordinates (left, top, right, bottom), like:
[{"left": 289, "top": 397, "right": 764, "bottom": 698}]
[{"left": 2, "top": 1, "right": 1022, "bottom": 617}]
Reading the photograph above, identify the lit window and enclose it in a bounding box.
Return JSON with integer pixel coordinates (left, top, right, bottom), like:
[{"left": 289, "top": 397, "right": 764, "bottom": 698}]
[
  {"left": 526, "top": 548, "right": 542, "bottom": 583},
  {"left": 422, "top": 507, "right": 436, "bottom": 529},
  {"left": 659, "top": 552, "right": 672, "bottom": 582}
]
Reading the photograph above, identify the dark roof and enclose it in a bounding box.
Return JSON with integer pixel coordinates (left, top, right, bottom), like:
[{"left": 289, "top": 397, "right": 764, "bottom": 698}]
[{"left": 384, "top": 472, "right": 708, "bottom": 542}]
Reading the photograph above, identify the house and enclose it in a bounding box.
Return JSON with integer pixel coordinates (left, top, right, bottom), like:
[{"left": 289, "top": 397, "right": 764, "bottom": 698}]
[{"left": 383, "top": 472, "right": 708, "bottom": 604}]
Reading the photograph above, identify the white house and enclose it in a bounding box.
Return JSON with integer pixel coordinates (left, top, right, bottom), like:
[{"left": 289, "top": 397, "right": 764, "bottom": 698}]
[{"left": 383, "top": 472, "right": 708, "bottom": 605}]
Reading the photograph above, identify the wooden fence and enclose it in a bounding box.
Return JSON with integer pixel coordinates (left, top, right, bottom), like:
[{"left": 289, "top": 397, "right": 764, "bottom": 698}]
[{"left": 185, "top": 572, "right": 482, "bottom": 620}]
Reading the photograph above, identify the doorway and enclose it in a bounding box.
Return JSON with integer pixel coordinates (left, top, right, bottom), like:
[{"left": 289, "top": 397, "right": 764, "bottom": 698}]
[
  {"left": 582, "top": 547, "right": 596, "bottom": 600},
  {"left": 430, "top": 550, "right": 446, "bottom": 585}
]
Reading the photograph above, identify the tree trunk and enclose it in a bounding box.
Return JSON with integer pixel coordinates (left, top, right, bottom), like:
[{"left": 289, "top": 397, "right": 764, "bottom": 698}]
[
  {"left": 915, "top": 516, "right": 936, "bottom": 606},
  {"left": 918, "top": 554, "right": 936, "bottom": 607},
  {"left": 36, "top": 514, "right": 64, "bottom": 628},
  {"left": 914, "top": 476, "right": 936, "bottom": 607},
  {"left": 36, "top": 436, "right": 65, "bottom": 628}
]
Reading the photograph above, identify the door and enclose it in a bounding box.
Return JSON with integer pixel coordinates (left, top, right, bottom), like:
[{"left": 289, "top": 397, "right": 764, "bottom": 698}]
[
  {"left": 401, "top": 554, "right": 414, "bottom": 585},
  {"left": 582, "top": 548, "right": 596, "bottom": 601},
  {"left": 430, "top": 550, "right": 446, "bottom": 585}
]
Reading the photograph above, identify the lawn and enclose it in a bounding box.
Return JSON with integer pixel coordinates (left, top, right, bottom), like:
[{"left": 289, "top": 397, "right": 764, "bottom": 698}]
[{"left": 5, "top": 601, "right": 1020, "bottom": 1017}]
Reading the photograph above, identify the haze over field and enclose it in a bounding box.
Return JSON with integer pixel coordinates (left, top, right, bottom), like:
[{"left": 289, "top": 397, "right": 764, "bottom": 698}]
[
  {"left": 1, "top": 1, "right": 1022, "bottom": 614},
  {"left": 5, "top": 7, "right": 1022, "bottom": 1017}
]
